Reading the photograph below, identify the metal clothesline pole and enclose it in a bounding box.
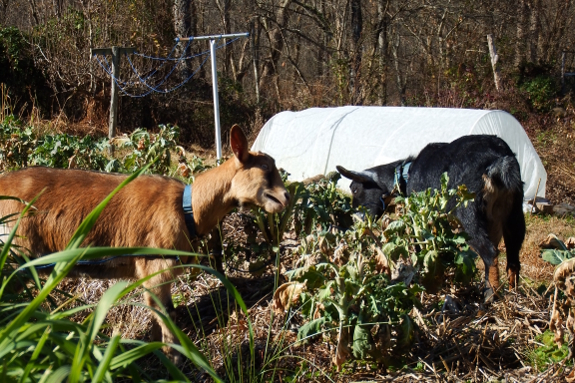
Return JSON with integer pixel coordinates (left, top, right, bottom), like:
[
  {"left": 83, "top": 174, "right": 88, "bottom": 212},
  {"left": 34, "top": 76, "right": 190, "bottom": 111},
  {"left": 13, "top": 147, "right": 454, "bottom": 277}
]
[
  {"left": 178, "top": 33, "right": 250, "bottom": 42},
  {"left": 178, "top": 32, "right": 249, "bottom": 162}
]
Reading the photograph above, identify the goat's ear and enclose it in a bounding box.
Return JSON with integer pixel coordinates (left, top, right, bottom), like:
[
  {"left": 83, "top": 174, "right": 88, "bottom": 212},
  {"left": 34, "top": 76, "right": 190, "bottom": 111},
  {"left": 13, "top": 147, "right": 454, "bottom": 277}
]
[
  {"left": 230, "top": 124, "right": 250, "bottom": 163},
  {"left": 336, "top": 165, "right": 374, "bottom": 184}
]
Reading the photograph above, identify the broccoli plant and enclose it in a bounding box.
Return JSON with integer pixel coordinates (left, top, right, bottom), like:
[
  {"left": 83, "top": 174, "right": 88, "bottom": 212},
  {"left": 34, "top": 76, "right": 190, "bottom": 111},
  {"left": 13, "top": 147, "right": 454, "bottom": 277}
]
[
  {"left": 111, "top": 124, "right": 179, "bottom": 175},
  {"left": 384, "top": 172, "right": 477, "bottom": 290},
  {"left": 282, "top": 172, "right": 477, "bottom": 369}
]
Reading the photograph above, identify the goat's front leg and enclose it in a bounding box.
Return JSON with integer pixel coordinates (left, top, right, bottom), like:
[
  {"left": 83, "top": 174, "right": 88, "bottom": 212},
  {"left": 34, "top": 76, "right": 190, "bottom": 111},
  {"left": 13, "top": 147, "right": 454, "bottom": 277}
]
[
  {"left": 484, "top": 255, "right": 500, "bottom": 301},
  {"left": 468, "top": 234, "right": 500, "bottom": 302},
  {"left": 208, "top": 224, "right": 224, "bottom": 274}
]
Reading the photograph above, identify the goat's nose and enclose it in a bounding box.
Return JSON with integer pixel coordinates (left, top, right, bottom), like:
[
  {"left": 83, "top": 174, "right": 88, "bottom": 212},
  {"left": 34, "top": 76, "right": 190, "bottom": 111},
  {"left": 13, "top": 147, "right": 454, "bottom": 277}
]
[{"left": 284, "top": 191, "right": 290, "bottom": 202}]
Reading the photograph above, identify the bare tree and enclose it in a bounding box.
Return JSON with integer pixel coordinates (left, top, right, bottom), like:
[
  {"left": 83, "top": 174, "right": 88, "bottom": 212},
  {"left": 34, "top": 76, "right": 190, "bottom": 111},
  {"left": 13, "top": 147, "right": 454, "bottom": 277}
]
[
  {"left": 392, "top": 31, "right": 407, "bottom": 106},
  {"left": 0, "top": 0, "right": 11, "bottom": 24},
  {"left": 515, "top": 0, "right": 529, "bottom": 67},
  {"left": 52, "top": 0, "right": 61, "bottom": 19},
  {"left": 529, "top": 0, "right": 542, "bottom": 62},
  {"left": 349, "top": 0, "right": 362, "bottom": 104},
  {"left": 173, "top": 0, "right": 196, "bottom": 77},
  {"left": 27, "top": 0, "right": 40, "bottom": 25},
  {"left": 214, "top": 0, "right": 231, "bottom": 75},
  {"left": 259, "top": 0, "right": 293, "bottom": 101}
]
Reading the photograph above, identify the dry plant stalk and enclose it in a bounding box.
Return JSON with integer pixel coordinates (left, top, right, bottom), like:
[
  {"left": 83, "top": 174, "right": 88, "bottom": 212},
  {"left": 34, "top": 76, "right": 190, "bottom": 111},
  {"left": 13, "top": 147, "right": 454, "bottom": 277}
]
[
  {"left": 550, "top": 257, "right": 575, "bottom": 358},
  {"left": 333, "top": 324, "right": 351, "bottom": 371}
]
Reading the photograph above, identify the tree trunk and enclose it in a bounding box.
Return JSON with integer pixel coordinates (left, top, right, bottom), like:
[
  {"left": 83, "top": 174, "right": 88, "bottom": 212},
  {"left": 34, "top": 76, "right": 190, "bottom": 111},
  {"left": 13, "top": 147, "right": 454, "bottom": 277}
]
[
  {"left": 529, "top": 0, "right": 541, "bottom": 63},
  {"left": 260, "top": 0, "right": 292, "bottom": 100},
  {"left": 392, "top": 32, "right": 406, "bottom": 106},
  {"left": 250, "top": 17, "right": 261, "bottom": 105},
  {"left": 0, "top": 0, "right": 10, "bottom": 25},
  {"left": 52, "top": 0, "right": 61, "bottom": 19},
  {"left": 375, "top": 0, "right": 389, "bottom": 105},
  {"left": 548, "top": 0, "right": 572, "bottom": 63},
  {"left": 350, "top": 0, "right": 362, "bottom": 105},
  {"left": 215, "top": 0, "right": 231, "bottom": 76},
  {"left": 514, "top": 0, "right": 529, "bottom": 68},
  {"left": 487, "top": 34, "right": 501, "bottom": 91},
  {"left": 27, "top": 0, "right": 40, "bottom": 25},
  {"left": 173, "top": 0, "right": 196, "bottom": 78}
]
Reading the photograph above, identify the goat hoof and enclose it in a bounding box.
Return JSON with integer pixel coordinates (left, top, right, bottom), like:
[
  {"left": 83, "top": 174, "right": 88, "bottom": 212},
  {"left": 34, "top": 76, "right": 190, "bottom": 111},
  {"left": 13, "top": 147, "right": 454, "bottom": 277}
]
[
  {"left": 164, "top": 346, "right": 184, "bottom": 366},
  {"left": 483, "top": 287, "right": 496, "bottom": 303}
]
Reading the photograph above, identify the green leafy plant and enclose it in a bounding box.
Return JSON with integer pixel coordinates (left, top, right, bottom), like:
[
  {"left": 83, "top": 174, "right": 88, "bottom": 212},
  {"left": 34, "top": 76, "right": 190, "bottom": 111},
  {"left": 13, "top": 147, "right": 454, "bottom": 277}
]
[
  {"left": 176, "top": 148, "right": 212, "bottom": 181},
  {"left": 285, "top": 172, "right": 476, "bottom": 370},
  {"left": 541, "top": 236, "right": 575, "bottom": 265},
  {"left": 520, "top": 75, "right": 558, "bottom": 112},
  {"left": 114, "top": 124, "right": 179, "bottom": 174},
  {"left": 293, "top": 172, "right": 353, "bottom": 235},
  {"left": 0, "top": 116, "right": 36, "bottom": 171},
  {"left": 384, "top": 173, "right": 477, "bottom": 290},
  {"left": 0, "top": 121, "right": 185, "bottom": 176},
  {"left": 30, "top": 132, "right": 109, "bottom": 170},
  {"left": 246, "top": 173, "right": 352, "bottom": 279},
  {"left": 528, "top": 330, "right": 570, "bottom": 372},
  {"left": 515, "top": 63, "right": 559, "bottom": 113},
  {"left": 287, "top": 216, "right": 422, "bottom": 370}
]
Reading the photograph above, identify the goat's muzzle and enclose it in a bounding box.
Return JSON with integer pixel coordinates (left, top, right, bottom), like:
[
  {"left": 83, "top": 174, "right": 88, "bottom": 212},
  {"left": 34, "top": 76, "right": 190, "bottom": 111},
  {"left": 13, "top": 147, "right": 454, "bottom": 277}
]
[{"left": 263, "top": 189, "right": 290, "bottom": 213}]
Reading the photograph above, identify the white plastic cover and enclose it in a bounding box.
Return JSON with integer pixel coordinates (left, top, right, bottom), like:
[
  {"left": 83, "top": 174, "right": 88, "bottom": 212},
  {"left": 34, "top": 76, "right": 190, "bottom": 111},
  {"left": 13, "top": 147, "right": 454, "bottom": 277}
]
[{"left": 252, "top": 106, "right": 547, "bottom": 200}]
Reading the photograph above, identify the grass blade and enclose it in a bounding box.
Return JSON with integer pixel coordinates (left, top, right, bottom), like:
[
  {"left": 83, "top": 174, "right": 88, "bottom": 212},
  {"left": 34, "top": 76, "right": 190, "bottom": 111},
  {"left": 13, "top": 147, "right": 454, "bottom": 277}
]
[
  {"left": 92, "top": 334, "right": 120, "bottom": 383},
  {"left": 69, "top": 281, "right": 129, "bottom": 383}
]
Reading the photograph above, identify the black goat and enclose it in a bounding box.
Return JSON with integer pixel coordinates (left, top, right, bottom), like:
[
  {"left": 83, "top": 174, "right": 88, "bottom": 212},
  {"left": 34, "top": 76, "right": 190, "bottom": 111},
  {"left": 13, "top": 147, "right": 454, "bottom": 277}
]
[{"left": 336, "top": 135, "right": 525, "bottom": 299}]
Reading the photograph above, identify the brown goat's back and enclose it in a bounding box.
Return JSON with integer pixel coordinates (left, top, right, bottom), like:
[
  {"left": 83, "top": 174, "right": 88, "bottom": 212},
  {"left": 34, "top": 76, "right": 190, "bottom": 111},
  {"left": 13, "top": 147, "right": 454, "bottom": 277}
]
[{"left": 0, "top": 167, "right": 191, "bottom": 255}]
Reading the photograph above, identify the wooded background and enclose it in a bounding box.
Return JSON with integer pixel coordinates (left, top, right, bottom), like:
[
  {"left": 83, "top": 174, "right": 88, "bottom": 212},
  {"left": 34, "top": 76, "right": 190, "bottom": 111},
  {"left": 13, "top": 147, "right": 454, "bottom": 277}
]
[{"left": 1, "top": 0, "right": 573, "bottom": 145}]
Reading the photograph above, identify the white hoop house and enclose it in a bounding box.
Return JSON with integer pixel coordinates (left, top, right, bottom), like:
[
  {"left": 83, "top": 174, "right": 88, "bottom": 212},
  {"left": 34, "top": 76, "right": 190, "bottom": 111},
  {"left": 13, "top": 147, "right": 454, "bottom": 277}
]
[{"left": 252, "top": 106, "right": 547, "bottom": 201}]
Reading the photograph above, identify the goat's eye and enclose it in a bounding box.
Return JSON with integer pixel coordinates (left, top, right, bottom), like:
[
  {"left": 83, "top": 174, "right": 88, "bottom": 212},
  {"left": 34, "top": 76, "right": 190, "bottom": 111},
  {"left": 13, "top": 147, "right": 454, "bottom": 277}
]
[{"left": 261, "top": 164, "right": 269, "bottom": 171}]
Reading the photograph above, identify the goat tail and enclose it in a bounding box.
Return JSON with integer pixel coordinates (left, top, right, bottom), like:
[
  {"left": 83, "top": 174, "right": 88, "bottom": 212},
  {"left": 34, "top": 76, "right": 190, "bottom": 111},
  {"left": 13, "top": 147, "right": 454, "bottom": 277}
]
[{"left": 486, "top": 156, "right": 523, "bottom": 194}]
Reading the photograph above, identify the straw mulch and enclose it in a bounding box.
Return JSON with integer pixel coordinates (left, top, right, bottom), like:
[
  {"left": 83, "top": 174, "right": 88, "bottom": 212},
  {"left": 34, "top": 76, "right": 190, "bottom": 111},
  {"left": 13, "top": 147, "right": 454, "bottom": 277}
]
[{"left": 44, "top": 211, "right": 575, "bottom": 382}]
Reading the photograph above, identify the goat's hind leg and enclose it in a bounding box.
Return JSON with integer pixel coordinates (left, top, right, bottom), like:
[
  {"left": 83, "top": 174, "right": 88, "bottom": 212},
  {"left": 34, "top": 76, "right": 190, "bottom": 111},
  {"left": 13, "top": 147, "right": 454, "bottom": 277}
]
[
  {"left": 503, "top": 196, "right": 526, "bottom": 289},
  {"left": 139, "top": 258, "right": 182, "bottom": 364}
]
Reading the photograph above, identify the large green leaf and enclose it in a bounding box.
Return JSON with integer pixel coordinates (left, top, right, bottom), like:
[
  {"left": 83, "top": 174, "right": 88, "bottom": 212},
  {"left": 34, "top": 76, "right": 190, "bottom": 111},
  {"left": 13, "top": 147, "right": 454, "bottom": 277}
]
[
  {"left": 352, "top": 315, "right": 379, "bottom": 360},
  {"left": 381, "top": 242, "right": 408, "bottom": 261},
  {"left": 396, "top": 314, "right": 416, "bottom": 350},
  {"left": 542, "top": 249, "right": 574, "bottom": 265},
  {"left": 454, "top": 248, "right": 477, "bottom": 284},
  {"left": 384, "top": 220, "right": 406, "bottom": 235},
  {"left": 297, "top": 317, "right": 326, "bottom": 342}
]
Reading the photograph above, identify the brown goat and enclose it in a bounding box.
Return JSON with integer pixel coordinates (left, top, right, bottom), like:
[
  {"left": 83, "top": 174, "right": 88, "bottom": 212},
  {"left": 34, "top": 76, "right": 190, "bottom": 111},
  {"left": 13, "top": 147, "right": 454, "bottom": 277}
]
[{"left": 0, "top": 124, "right": 289, "bottom": 362}]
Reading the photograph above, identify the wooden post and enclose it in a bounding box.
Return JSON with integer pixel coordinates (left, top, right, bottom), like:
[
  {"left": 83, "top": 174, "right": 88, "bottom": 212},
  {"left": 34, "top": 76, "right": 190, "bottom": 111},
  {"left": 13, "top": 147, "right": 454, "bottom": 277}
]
[
  {"left": 109, "top": 46, "right": 120, "bottom": 140},
  {"left": 91, "top": 46, "right": 135, "bottom": 139},
  {"left": 487, "top": 35, "right": 501, "bottom": 91},
  {"left": 562, "top": 51, "right": 566, "bottom": 95}
]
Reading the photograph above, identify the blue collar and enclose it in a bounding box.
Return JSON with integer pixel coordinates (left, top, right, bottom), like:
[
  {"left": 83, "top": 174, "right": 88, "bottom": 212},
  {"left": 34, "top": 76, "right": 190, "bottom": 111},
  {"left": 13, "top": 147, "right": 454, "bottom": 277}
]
[
  {"left": 394, "top": 162, "right": 411, "bottom": 194},
  {"left": 183, "top": 185, "right": 198, "bottom": 238}
]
